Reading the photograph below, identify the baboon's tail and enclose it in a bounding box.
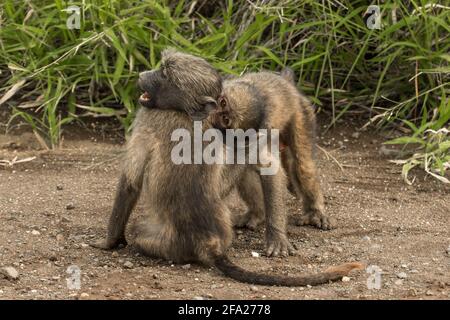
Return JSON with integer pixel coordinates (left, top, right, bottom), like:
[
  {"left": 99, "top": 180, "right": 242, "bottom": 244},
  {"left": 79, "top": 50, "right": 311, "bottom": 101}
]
[
  {"left": 280, "top": 67, "right": 296, "bottom": 84},
  {"left": 214, "top": 255, "right": 364, "bottom": 287}
]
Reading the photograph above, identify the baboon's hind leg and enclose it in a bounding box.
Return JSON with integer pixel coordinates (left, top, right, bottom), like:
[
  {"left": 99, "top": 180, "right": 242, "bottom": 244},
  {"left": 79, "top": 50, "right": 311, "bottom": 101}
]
[
  {"left": 281, "top": 147, "right": 297, "bottom": 196},
  {"left": 289, "top": 112, "right": 334, "bottom": 230},
  {"left": 131, "top": 220, "right": 170, "bottom": 259}
]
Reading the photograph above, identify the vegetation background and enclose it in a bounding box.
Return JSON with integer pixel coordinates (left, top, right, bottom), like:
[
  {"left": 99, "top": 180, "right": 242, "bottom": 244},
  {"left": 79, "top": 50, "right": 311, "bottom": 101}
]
[{"left": 0, "top": 0, "right": 448, "bottom": 183}]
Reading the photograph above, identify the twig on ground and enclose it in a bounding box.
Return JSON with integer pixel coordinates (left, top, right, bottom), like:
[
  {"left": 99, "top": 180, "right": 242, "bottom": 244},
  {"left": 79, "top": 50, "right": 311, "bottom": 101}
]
[
  {"left": 0, "top": 156, "right": 36, "bottom": 167},
  {"left": 81, "top": 154, "right": 121, "bottom": 171},
  {"left": 316, "top": 144, "right": 344, "bottom": 172}
]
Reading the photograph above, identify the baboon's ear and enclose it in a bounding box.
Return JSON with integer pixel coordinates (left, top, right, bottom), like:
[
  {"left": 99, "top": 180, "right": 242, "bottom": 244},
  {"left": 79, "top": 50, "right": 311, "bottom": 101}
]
[{"left": 188, "top": 96, "right": 218, "bottom": 121}]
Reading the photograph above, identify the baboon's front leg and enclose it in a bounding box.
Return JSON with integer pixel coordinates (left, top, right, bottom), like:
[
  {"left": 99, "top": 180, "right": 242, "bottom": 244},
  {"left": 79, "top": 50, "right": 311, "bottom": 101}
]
[
  {"left": 260, "top": 167, "right": 296, "bottom": 257},
  {"left": 290, "top": 113, "right": 334, "bottom": 230},
  {"left": 235, "top": 170, "right": 265, "bottom": 230},
  {"left": 91, "top": 174, "right": 142, "bottom": 250}
]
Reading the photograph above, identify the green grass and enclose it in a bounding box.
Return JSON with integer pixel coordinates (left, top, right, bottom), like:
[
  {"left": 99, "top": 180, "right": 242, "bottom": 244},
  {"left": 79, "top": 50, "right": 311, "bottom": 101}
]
[{"left": 0, "top": 0, "right": 448, "bottom": 182}]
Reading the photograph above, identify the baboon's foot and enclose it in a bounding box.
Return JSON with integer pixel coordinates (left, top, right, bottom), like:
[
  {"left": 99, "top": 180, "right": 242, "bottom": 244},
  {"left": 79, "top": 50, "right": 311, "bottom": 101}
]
[
  {"left": 265, "top": 231, "right": 296, "bottom": 257},
  {"left": 90, "top": 237, "right": 128, "bottom": 250},
  {"left": 294, "top": 210, "right": 335, "bottom": 230},
  {"left": 233, "top": 214, "right": 249, "bottom": 228},
  {"left": 245, "top": 215, "right": 264, "bottom": 230},
  {"left": 234, "top": 211, "right": 264, "bottom": 231}
]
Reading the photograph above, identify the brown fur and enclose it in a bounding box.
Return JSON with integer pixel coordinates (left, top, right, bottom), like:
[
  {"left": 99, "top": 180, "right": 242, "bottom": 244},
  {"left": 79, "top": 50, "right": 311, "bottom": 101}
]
[
  {"left": 92, "top": 108, "right": 362, "bottom": 286},
  {"left": 91, "top": 49, "right": 362, "bottom": 286},
  {"left": 212, "top": 69, "right": 334, "bottom": 230}
]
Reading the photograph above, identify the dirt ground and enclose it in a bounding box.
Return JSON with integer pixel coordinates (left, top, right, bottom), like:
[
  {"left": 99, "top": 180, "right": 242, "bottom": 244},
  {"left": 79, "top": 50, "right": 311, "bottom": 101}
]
[{"left": 0, "top": 117, "right": 449, "bottom": 300}]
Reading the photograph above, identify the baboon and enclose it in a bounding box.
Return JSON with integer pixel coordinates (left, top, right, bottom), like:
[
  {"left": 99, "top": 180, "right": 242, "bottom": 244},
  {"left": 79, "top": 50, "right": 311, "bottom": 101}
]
[
  {"left": 138, "top": 49, "right": 294, "bottom": 257},
  {"left": 92, "top": 49, "right": 363, "bottom": 286},
  {"left": 142, "top": 61, "right": 333, "bottom": 230},
  {"left": 212, "top": 69, "right": 333, "bottom": 230}
]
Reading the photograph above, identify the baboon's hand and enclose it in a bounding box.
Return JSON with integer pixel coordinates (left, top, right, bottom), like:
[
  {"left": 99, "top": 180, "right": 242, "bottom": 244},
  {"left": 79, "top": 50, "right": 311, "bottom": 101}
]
[
  {"left": 265, "top": 231, "right": 296, "bottom": 257},
  {"left": 295, "top": 211, "right": 335, "bottom": 230},
  {"left": 90, "top": 237, "right": 127, "bottom": 250}
]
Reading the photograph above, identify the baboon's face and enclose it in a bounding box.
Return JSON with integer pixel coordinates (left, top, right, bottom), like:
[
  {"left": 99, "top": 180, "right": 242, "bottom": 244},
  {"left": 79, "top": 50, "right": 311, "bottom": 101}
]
[
  {"left": 210, "top": 95, "right": 236, "bottom": 130},
  {"left": 138, "top": 49, "right": 223, "bottom": 121},
  {"left": 138, "top": 70, "right": 186, "bottom": 111}
]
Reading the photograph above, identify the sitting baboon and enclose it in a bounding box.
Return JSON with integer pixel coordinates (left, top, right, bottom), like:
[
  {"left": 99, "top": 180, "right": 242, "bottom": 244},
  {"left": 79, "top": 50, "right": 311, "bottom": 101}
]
[{"left": 92, "top": 49, "right": 363, "bottom": 285}]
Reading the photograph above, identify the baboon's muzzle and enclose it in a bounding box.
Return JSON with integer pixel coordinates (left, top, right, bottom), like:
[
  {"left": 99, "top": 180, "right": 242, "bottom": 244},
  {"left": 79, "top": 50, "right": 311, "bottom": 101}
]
[{"left": 138, "top": 70, "right": 156, "bottom": 106}]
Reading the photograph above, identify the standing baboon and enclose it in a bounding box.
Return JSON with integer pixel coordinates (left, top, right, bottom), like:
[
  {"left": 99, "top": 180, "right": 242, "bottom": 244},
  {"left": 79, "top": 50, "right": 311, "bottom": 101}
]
[
  {"left": 212, "top": 69, "right": 333, "bottom": 230},
  {"left": 92, "top": 49, "right": 363, "bottom": 285}
]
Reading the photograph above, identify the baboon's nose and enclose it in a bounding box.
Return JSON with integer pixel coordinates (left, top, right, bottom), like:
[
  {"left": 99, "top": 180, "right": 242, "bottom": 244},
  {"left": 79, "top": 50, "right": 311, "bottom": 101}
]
[{"left": 139, "top": 70, "right": 155, "bottom": 80}]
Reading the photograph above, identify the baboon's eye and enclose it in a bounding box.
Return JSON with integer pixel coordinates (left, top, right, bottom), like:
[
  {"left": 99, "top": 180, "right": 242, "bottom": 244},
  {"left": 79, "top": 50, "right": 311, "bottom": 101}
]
[{"left": 218, "top": 96, "right": 227, "bottom": 108}]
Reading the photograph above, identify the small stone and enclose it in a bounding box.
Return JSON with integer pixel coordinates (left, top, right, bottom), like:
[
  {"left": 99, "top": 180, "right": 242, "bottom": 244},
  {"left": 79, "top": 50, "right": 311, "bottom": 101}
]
[
  {"left": 81, "top": 243, "right": 89, "bottom": 248},
  {"left": 211, "top": 284, "right": 223, "bottom": 289},
  {"left": 251, "top": 251, "right": 260, "bottom": 258},
  {"left": 193, "top": 296, "right": 204, "bottom": 300},
  {"left": 446, "top": 245, "right": 450, "bottom": 255},
  {"left": 56, "top": 234, "right": 64, "bottom": 242},
  {"left": 351, "top": 132, "right": 360, "bottom": 139},
  {"left": 181, "top": 264, "right": 191, "bottom": 270},
  {"left": 426, "top": 290, "right": 434, "bottom": 296},
  {"left": 379, "top": 145, "right": 397, "bottom": 156},
  {"left": 123, "top": 261, "right": 134, "bottom": 269},
  {"left": 394, "top": 279, "right": 403, "bottom": 286},
  {"left": 408, "top": 288, "right": 418, "bottom": 296},
  {"left": 153, "top": 281, "right": 163, "bottom": 290},
  {"left": 250, "top": 285, "right": 259, "bottom": 292},
  {"left": 66, "top": 203, "right": 75, "bottom": 210},
  {"left": 1, "top": 267, "right": 19, "bottom": 280},
  {"left": 112, "top": 251, "right": 119, "bottom": 258},
  {"left": 79, "top": 293, "right": 90, "bottom": 299},
  {"left": 61, "top": 216, "right": 71, "bottom": 223},
  {"left": 397, "top": 272, "right": 407, "bottom": 279},
  {"left": 362, "top": 236, "right": 371, "bottom": 241},
  {"left": 332, "top": 246, "right": 343, "bottom": 253},
  {"left": 56, "top": 185, "right": 64, "bottom": 191},
  {"left": 410, "top": 269, "right": 419, "bottom": 274},
  {"left": 31, "top": 230, "right": 40, "bottom": 236},
  {"left": 342, "top": 276, "right": 351, "bottom": 282}
]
